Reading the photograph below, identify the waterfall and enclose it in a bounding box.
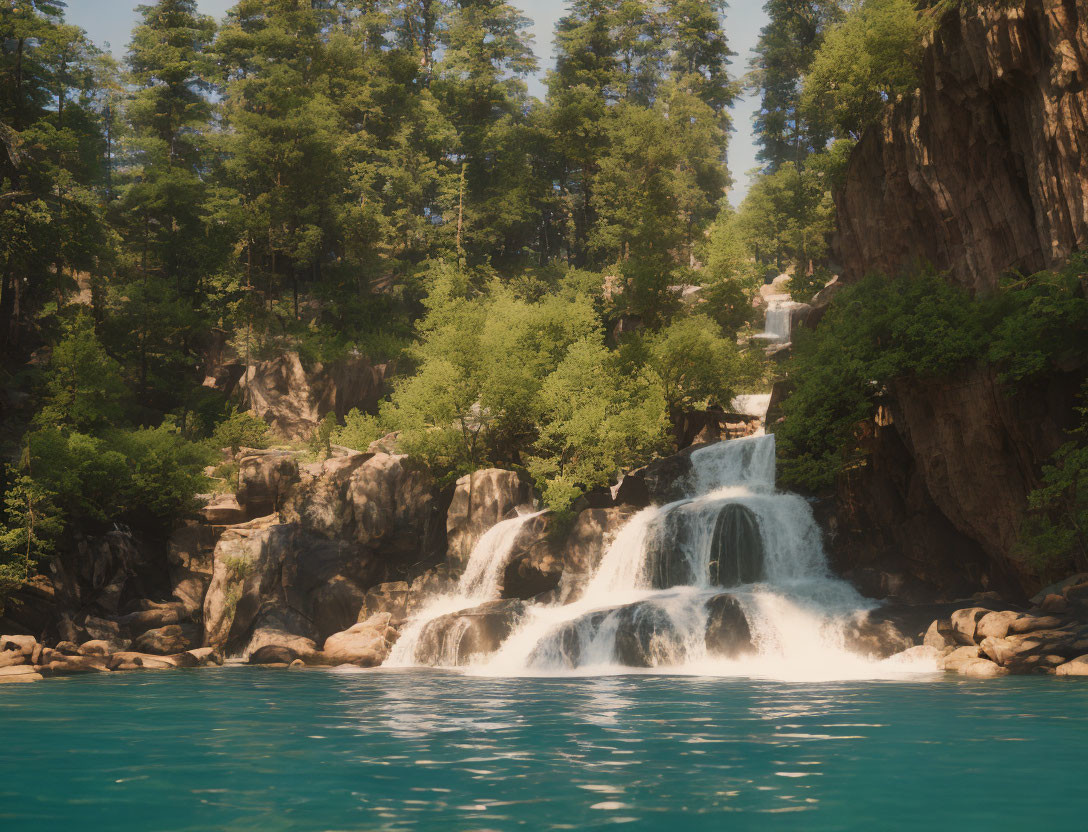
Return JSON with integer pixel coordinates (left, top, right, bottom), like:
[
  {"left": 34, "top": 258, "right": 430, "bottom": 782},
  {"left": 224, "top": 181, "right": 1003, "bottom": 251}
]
[
  {"left": 385, "top": 510, "right": 542, "bottom": 666},
  {"left": 753, "top": 297, "right": 799, "bottom": 345},
  {"left": 389, "top": 434, "right": 937, "bottom": 681}
]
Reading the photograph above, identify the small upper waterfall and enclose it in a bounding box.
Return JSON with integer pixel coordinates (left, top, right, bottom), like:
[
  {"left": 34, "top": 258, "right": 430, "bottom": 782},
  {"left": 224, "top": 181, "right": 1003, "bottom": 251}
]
[
  {"left": 753, "top": 297, "right": 800, "bottom": 345},
  {"left": 388, "top": 435, "right": 936, "bottom": 680}
]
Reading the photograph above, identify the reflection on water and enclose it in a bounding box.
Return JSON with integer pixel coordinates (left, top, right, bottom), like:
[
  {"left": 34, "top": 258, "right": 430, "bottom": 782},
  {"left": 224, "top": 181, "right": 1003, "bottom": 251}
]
[{"left": 0, "top": 668, "right": 1086, "bottom": 831}]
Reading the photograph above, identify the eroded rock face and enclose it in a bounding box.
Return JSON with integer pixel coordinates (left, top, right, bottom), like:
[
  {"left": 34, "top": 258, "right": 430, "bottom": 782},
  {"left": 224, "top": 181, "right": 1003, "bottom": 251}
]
[
  {"left": 283, "top": 452, "right": 446, "bottom": 569},
  {"left": 413, "top": 600, "right": 527, "bottom": 666},
  {"left": 236, "top": 451, "right": 300, "bottom": 518},
  {"left": 835, "top": 0, "right": 1088, "bottom": 292},
  {"left": 235, "top": 351, "right": 388, "bottom": 441},
  {"left": 446, "top": 469, "right": 533, "bottom": 574},
  {"left": 321, "top": 613, "right": 399, "bottom": 667},
  {"left": 503, "top": 507, "right": 637, "bottom": 602}
]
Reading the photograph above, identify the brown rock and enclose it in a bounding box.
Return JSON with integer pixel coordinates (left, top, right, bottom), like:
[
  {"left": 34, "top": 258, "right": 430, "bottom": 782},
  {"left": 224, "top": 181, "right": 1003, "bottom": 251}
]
[
  {"left": 980, "top": 636, "right": 1016, "bottom": 667},
  {"left": 322, "top": 613, "right": 398, "bottom": 667},
  {"left": 923, "top": 619, "right": 957, "bottom": 651},
  {"left": 1007, "top": 616, "right": 1064, "bottom": 635},
  {"left": 0, "top": 652, "right": 27, "bottom": 669},
  {"left": 940, "top": 645, "right": 981, "bottom": 671},
  {"left": 0, "top": 635, "right": 38, "bottom": 655},
  {"left": 950, "top": 608, "right": 989, "bottom": 645},
  {"left": 1055, "top": 655, "right": 1088, "bottom": 677},
  {"left": 107, "top": 652, "right": 178, "bottom": 671},
  {"left": 446, "top": 469, "right": 533, "bottom": 574},
  {"left": 1039, "top": 594, "right": 1069, "bottom": 614},
  {"left": 959, "top": 658, "right": 1009, "bottom": 678},
  {"left": 975, "top": 611, "right": 1023, "bottom": 641},
  {"left": 0, "top": 665, "right": 43, "bottom": 683},
  {"left": 234, "top": 352, "right": 387, "bottom": 441},
  {"left": 236, "top": 451, "right": 300, "bottom": 517},
  {"left": 54, "top": 641, "right": 80, "bottom": 655},
  {"left": 132, "top": 624, "right": 199, "bottom": 656},
  {"left": 76, "top": 640, "right": 113, "bottom": 657}
]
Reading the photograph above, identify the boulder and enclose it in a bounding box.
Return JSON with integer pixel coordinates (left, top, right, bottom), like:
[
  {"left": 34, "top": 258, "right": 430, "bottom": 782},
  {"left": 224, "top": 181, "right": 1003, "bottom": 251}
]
[
  {"left": 321, "top": 613, "right": 399, "bottom": 667},
  {"left": 980, "top": 636, "right": 1016, "bottom": 666},
  {"left": 510, "top": 507, "right": 636, "bottom": 602},
  {"left": 0, "top": 634, "right": 38, "bottom": 655},
  {"left": 200, "top": 493, "right": 248, "bottom": 526},
  {"left": 54, "top": 641, "right": 80, "bottom": 655},
  {"left": 234, "top": 351, "right": 387, "bottom": 441},
  {"left": 924, "top": 619, "right": 957, "bottom": 651},
  {"left": 1007, "top": 615, "right": 1065, "bottom": 635},
  {"left": 0, "top": 652, "right": 27, "bottom": 669},
  {"left": 940, "top": 645, "right": 982, "bottom": 672},
  {"left": 107, "top": 652, "right": 177, "bottom": 671},
  {"left": 414, "top": 600, "right": 527, "bottom": 666},
  {"left": 1038, "top": 594, "right": 1069, "bottom": 614},
  {"left": 168, "top": 522, "right": 221, "bottom": 615},
  {"left": 249, "top": 644, "right": 307, "bottom": 665},
  {"left": 1055, "top": 655, "right": 1088, "bottom": 677},
  {"left": 0, "top": 665, "right": 43, "bottom": 683},
  {"left": 38, "top": 655, "right": 110, "bottom": 676},
  {"left": 76, "top": 640, "right": 113, "bottom": 657},
  {"left": 132, "top": 624, "right": 200, "bottom": 656},
  {"left": 358, "top": 582, "right": 411, "bottom": 627},
  {"left": 446, "top": 469, "right": 533, "bottom": 574},
  {"left": 975, "top": 610, "right": 1024, "bottom": 641},
  {"left": 115, "top": 603, "right": 186, "bottom": 634},
  {"left": 959, "top": 658, "right": 1009, "bottom": 678},
  {"left": 236, "top": 451, "right": 300, "bottom": 517},
  {"left": 704, "top": 594, "right": 754, "bottom": 659},
  {"left": 950, "top": 608, "right": 990, "bottom": 645}
]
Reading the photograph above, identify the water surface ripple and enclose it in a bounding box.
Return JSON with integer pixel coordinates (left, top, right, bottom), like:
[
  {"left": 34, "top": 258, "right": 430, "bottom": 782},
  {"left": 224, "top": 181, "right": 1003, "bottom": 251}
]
[{"left": 2, "top": 667, "right": 1086, "bottom": 831}]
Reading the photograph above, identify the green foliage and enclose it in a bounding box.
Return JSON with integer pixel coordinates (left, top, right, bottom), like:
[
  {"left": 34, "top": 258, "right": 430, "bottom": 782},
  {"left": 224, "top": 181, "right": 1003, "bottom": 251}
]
[
  {"left": 777, "top": 258, "right": 1088, "bottom": 492},
  {"left": 332, "top": 409, "right": 384, "bottom": 453},
  {"left": 987, "top": 256, "right": 1088, "bottom": 382},
  {"left": 211, "top": 407, "right": 269, "bottom": 456},
  {"left": 801, "top": 0, "right": 925, "bottom": 140},
  {"left": 1015, "top": 383, "right": 1088, "bottom": 576},
  {"left": 527, "top": 339, "right": 668, "bottom": 511},
  {"left": 0, "top": 472, "right": 63, "bottom": 587},
  {"left": 631, "top": 315, "right": 761, "bottom": 444},
  {"left": 36, "top": 314, "right": 129, "bottom": 432},
  {"left": 309, "top": 412, "right": 338, "bottom": 459}
]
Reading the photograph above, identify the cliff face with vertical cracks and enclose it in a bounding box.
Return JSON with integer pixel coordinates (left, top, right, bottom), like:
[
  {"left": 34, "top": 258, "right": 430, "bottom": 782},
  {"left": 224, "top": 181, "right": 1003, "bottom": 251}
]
[
  {"left": 824, "top": 0, "right": 1088, "bottom": 600},
  {"left": 836, "top": 0, "right": 1088, "bottom": 291}
]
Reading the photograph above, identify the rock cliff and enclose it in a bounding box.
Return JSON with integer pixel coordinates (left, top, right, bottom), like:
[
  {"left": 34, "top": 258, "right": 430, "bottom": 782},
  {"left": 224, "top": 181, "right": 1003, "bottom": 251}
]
[
  {"left": 835, "top": 0, "right": 1088, "bottom": 292},
  {"left": 823, "top": 0, "right": 1088, "bottom": 600}
]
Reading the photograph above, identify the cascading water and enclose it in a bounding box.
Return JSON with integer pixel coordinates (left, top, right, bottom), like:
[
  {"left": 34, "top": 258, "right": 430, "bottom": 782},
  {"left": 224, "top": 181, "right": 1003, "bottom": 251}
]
[
  {"left": 753, "top": 297, "right": 799, "bottom": 345},
  {"left": 389, "top": 434, "right": 936, "bottom": 681},
  {"left": 480, "top": 435, "right": 933, "bottom": 680},
  {"left": 385, "top": 510, "right": 542, "bottom": 667}
]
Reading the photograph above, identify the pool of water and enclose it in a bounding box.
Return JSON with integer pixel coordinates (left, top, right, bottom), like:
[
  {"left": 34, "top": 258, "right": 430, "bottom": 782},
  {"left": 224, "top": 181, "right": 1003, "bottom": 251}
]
[{"left": 2, "top": 667, "right": 1086, "bottom": 831}]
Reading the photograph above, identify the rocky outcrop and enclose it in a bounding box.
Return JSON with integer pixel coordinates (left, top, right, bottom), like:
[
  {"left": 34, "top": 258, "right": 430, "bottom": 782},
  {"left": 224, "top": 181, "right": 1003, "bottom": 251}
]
[
  {"left": 413, "top": 600, "right": 527, "bottom": 666},
  {"left": 282, "top": 451, "right": 446, "bottom": 567},
  {"left": 236, "top": 451, "right": 300, "bottom": 518},
  {"left": 201, "top": 517, "right": 386, "bottom": 657},
  {"left": 502, "top": 507, "right": 636, "bottom": 601},
  {"left": 825, "top": 365, "right": 1084, "bottom": 600},
  {"left": 232, "top": 351, "right": 388, "bottom": 440},
  {"left": 835, "top": 0, "right": 1088, "bottom": 292},
  {"left": 446, "top": 469, "right": 533, "bottom": 573}
]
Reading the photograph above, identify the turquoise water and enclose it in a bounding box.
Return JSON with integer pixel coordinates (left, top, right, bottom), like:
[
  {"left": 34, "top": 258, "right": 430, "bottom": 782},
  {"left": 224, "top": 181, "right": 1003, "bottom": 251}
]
[{"left": 2, "top": 668, "right": 1087, "bottom": 831}]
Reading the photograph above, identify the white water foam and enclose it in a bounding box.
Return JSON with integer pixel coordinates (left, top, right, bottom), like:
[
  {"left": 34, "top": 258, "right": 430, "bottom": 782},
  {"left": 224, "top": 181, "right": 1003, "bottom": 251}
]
[
  {"left": 385, "top": 510, "right": 543, "bottom": 667},
  {"left": 753, "top": 297, "right": 801, "bottom": 345},
  {"left": 471, "top": 435, "right": 937, "bottom": 681},
  {"left": 388, "top": 435, "right": 938, "bottom": 681}
]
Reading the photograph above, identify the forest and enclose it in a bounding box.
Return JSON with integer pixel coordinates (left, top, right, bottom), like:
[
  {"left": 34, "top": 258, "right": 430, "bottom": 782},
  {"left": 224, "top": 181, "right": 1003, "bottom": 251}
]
[{"left": 2, "top": 0, "right": 1084, "bottom": 602}]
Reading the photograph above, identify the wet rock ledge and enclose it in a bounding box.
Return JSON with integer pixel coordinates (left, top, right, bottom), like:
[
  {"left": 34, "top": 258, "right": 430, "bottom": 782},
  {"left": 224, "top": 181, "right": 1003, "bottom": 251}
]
[{"left": 851, "top": 574, "right": 1088, "bottom": 678}]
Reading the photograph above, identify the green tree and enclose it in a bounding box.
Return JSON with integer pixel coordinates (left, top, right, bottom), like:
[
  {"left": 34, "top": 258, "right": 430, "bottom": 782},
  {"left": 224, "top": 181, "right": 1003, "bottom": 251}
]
[
  {"left": 37, "top": 314, "right": 130, "bottom": 432},
  {"left": 800, "top": 0, "right": 924, "bottom": 140}
]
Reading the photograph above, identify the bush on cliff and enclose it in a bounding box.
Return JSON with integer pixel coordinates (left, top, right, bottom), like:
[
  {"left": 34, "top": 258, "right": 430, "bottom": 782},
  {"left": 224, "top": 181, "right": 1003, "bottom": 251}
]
[{"left": 776, "top": 257, "right": 1088, "bottom": 492}]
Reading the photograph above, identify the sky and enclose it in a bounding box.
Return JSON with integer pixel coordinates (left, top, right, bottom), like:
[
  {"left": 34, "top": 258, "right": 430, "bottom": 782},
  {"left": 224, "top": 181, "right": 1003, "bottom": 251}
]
[{"left": 64, "top": 1, "right": 766, "bottom": 205}]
